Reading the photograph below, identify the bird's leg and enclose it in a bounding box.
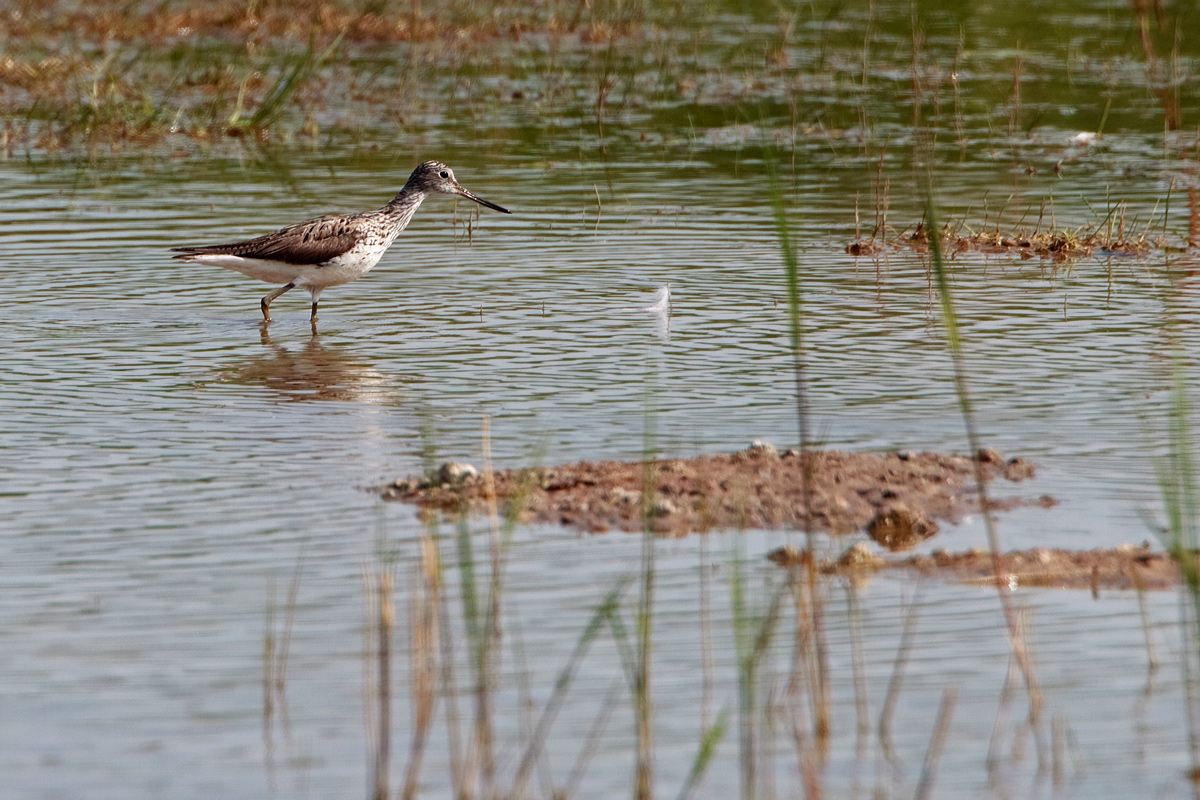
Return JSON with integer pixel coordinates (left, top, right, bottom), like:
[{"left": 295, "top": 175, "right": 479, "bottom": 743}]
[
  {"left": 260, "top": 282, "right": 296, "bottom": 322},
  {"left": 309, "top": 288, "right": 323, "bottom": 325}
]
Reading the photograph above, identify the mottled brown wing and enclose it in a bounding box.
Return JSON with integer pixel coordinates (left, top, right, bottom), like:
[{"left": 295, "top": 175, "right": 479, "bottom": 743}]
[{"left": 173, "top": 214, "right": 363, "bottom": 266}]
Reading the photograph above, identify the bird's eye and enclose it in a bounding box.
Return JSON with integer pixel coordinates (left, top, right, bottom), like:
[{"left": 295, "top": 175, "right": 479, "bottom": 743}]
[{"left": 439, "top": 170, "right": 449, "bottom": 179}]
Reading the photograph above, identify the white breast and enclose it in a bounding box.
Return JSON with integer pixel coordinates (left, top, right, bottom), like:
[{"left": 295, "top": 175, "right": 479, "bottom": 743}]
[{"left": 305, "top": 244, "right": 389, "bottom": 289}]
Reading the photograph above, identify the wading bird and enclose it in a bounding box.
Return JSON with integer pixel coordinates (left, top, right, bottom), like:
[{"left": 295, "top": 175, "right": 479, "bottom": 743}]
[{"left": 172, "top": 161, "right": 509, "bottom": 324}]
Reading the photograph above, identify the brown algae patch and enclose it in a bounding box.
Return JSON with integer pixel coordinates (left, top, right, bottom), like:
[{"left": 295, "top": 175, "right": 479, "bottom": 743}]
[{"left": 379, "top": 444, "right": 1043, "bottom": 537}]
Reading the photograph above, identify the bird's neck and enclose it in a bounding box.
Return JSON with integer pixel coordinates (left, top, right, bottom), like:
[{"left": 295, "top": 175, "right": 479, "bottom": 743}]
[{"left": 380, "top": 187, "right": 427, "bottom": 232}]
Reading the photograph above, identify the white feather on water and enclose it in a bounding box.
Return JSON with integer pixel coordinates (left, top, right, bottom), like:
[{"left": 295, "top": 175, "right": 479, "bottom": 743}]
[
  {"left": 616, "top": 283, "right": 672, "bottom": 341},
  {"left": 617, "top": 283, "right": 670, "bottom": 314},
  {"left": 643, "top": 283, "right": 671, "bottom": 314}
]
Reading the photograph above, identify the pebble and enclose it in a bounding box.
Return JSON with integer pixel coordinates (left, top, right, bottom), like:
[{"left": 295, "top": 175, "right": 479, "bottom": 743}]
[
  {"left": 839, "top": 541, "right": 884, "bottom": 569},
  {"left": 437, "top": 461, "right": 478, "bottom": 485},
  {"left": 611, "top": 487, "right": 641, "bottom": 505},
  {"left": 976, "top": 447, "right": 1002, "bottom": 464},
  {"left": 747, "top": 440, "right": 778, "bottom": 456},
  {"left": 649, "top": 498, "right": 678, "bottom": 517},
  {"left": 1005, "top": 456, "right": 1035, "bottom": 481},
  {"left": 867, "top": 503, "right": 939, "bottom": 551}
]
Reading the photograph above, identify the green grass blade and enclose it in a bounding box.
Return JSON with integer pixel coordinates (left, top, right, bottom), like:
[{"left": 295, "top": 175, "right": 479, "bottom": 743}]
[
  {"left": 510, "top": 577, "right": 631, "bottom": 795},
  {"left": 674, "top": 707, "right": 730, "bottom": 800}
]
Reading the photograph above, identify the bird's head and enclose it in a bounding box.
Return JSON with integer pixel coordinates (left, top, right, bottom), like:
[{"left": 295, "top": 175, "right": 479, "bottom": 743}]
[{"left": 406, "top": 161, "right": 510, "bottom": 213}]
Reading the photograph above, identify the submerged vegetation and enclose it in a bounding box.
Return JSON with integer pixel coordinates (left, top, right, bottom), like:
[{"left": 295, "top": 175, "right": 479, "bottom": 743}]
[
  {"left": 850, "top": 212, "right": 1176, "bottom": 260},
  {"left": 4, "top": 0, "right": 1197, "bottom": 255},
  {"left": 0, "top": 0, "right": 663, "bottom": 151},
  {"left": 2, "top": 0, "right": 1196, "bottom": 178}
]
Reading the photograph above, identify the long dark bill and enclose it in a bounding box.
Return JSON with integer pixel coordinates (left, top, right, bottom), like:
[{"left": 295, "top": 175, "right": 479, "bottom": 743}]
[{"left": 455, "top": 185, "right": 511, "bottom": 214}]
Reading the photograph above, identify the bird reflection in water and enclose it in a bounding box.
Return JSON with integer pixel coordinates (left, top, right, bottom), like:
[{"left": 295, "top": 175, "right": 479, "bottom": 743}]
[{"left": 218, "top": 327, "right": 394, "bottom": 403}]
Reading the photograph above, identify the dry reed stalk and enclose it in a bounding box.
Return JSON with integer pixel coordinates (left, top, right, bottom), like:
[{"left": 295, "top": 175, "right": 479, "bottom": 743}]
[
  {"left": 759, "top": 682, "right": 778, "bottom": 800},
  {"left": 1133, "top": 0, "right": 1181, "bottom": 130},
  {"left": 784, "top": 577, "right": 813, "bottom": 708},
  {"left": 807, "top": 577, "right": 830, "bottom": 755},
  {"left": 858, "top": 0, "right": 875, "bottom": 137},
  {"left": 565, "top": 682, "right": 623, "bottom": 800},
  {"left": 913, "top": 687, "right": 958, "bottom": 800},
  {"left": 769, "top": 162, "right": 830, "bottom": 766},
  {"left": 1052, "top": 715, "right": 1066, "bottom": 790},
  {"left": 508, "top": 607, "right": 551, "bottom": 796},
  {"left": 594, "top": 43, "right": 617, "bottom": 191},
  {"left": 910, "top": 13, "right": 923, "bottom": 130},
  {"left": 1132, "top": 562, "right": 1161, "bottom": 674},
  {"left": 731, "top": 554, "right": 788, "bottom": 800},
  {"left": 873, "top": 150, "right": 890, "bottom": 239},
  {"left": 262, "top": 579, "right": 278, "bottom": 788},
  {"left": 264, "top": 553, "right": 303, "bottom": 785},
  {"left": 511, "top": 579, "right": 628, "bottom": 797},
  {"left": 700, "top": 533, "right": 715, "bottom": 730},
  {"left": 845, "top": 582, "right": 870, "bottom": 751},
  {"left": 1141, "top": 195, "right": 1164, "bottom": 243},
  {"left": 782, "top": 571, "right": 829, "bottom": 759},
  {"left": 986, "top": 655, "right": 1018, "bottom": 779},
  {"left": 401, "top": 534, "right": 441, "bottom": 800},
  {"left": 633, "top": 382, "right": 662, "bottom": 800},
  {"left": 263, "top": 579, "right": 277, "bottom": 726},
  {"left": 634, "top": 525, "right": 655, "bottom": 800},
  {"left": 435, "top": 539, "right": 466, "bottom": 800},
  {"left": 373, "top": 570, "right": 395, "bottom": 800},
  {"left": 995, "top": 193, "right": 1013, "bottom": 236},
  {"left": 1007, "top": 52, "right": 1023, "bottom": 139},
  {"left": 854, "top": 192, "right": 862, "bottom": 241},
  {"left": 466, "top": 415, "right": 504, "bottom": 799},
  {"left": 925, "top": 197, "right": 1045, "bottom": 746},
  {"left": 877, "top": 588, "right": 920, "bottom": 766},
  {"left": 1188, "top": 185, "right": 1198, "bottom": 250},
  {"left": 786, "top": 701, "right": 822, "bottom": 800},
  {"left": 952, "top": 28, "right": 966, "bottom": 146},
  {"left": 264, "top": 554, "right": 303, "bottom": 752}
]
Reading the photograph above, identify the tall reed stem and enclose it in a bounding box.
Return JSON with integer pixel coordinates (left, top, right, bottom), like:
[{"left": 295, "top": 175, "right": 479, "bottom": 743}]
[
  {"left": 768, "top": 158, "right": 830, "bottom": 751},
  {"left": 924, "top": 195, "right": 1042, "bottom": 728}
]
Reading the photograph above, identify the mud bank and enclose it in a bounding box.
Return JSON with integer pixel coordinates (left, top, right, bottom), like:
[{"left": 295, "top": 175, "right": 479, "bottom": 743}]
[{"left": 379, "top": 444, "right": 1045, "bottom": 538}]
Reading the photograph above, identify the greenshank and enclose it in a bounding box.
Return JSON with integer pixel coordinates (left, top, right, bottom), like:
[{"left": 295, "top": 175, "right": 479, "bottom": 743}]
[{"left": 172, "top": 161, "right": 509, "bottom": 323}]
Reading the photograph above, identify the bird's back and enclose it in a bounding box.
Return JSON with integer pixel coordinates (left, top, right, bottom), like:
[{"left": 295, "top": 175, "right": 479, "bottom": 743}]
[{"left": 173, "top": 212, "right": 368, "bottom": 266}]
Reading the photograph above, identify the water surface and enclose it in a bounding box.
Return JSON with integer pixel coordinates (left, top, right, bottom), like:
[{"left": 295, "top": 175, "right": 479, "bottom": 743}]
[{"left": 3, "top": 0, "right": 1200, "bottom": 796}]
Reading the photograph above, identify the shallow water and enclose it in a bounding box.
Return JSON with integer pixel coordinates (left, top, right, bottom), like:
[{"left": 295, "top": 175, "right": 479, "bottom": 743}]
[{"left": 4, "top": 0, "right": 1200, "bottom": 797}]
